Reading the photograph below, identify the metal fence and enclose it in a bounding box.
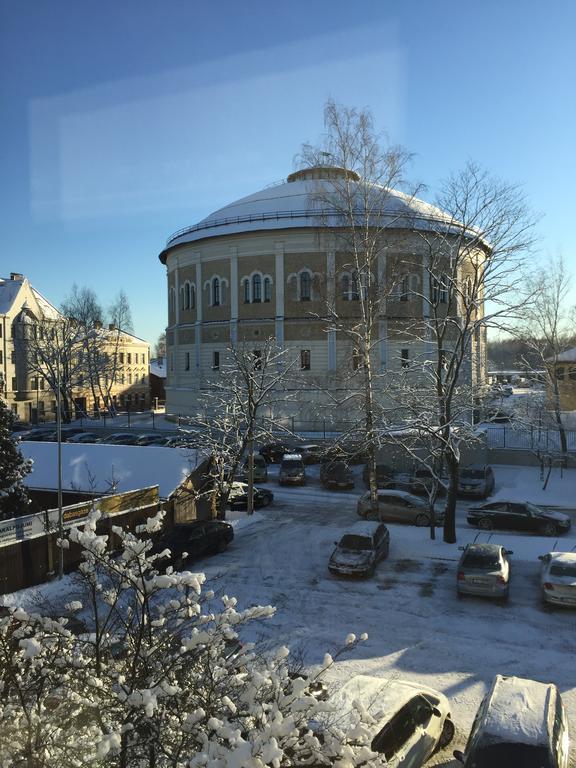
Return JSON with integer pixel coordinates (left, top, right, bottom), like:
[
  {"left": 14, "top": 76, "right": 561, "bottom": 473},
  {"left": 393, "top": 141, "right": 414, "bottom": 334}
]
[{"left": 484, "top": 427, "right": 576, "bottom": 453}]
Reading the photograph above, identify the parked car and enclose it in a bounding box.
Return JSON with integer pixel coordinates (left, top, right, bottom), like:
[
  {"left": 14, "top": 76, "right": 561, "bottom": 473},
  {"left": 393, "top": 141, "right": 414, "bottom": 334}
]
[
  {"left": 135, "top": 433, "right": 171, "bottom": 446},
  {"left": 320, "top": 459, "right": 354, "bottom": 490},
  {"left": 330, "top": 675, "right": 454, "bottom": 766},
  {"left": 259, "top": 441, "right": 298, "bottom": 463},
  {"left": 328, "top": 520, "right": 390, "bottom": 577},
  {"left": 242, "top": 454, "right": 268, "bottom": 483},
  {"left": 67, "top": 432, "right": 102, "bottom": 443},
  {"left": 227, "top": 482, "right": 274, "bottom": 510},
  {"left": 151, "top": 521, "right": 234, "bottom": 568},
  {"left": 539, "top": 552, "right": 576, "bottom": 608},
  {"left": 357, "top": 489, "right": 443, "bottom": 527},
  {"left": 467, "top": 500, "right": 571, "bottom": 537},
  {"left": 453, "top": 674, "right": 569, "bottom": 768},
  {"left": 362, "top": 463, "right": 397, "bottom": 489},
  {"left": 279, "top": 453, "right": 306, "bottom": 485},
  {"left": 163, "top": 435, "right": 201, "bottom": 448},
  {"left": 97, "top": 432, "right": 140, "bottom": 445},
  {"left": 411, "top": 467, "right": 447, "bottom": 496},
  {"left": 298, "top": 443, "right": 325, "bottom": 464},
  {"left": 458, "top": 464, "right": 495, "bottom": 499},
  {"left": 457, "top": 543, "right": 513, "bottom": 601},
  {"left": 15, "top": 427, "right": 57, "bottom": 441}
]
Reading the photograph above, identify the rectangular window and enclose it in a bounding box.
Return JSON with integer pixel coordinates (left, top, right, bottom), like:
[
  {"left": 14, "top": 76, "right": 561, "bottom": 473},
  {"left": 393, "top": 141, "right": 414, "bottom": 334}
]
[
  {"left": 11, "top": 351, "right": 16, "bottom": 363},
  {"left": 264, "top": 278, "right": 272, "bottom": 302},
  {"left": 213, "top": 351, "right": 220, "bottom": 370},
  {"left": 128, "top": 373, "right": 133, "bottom": 384},
  {"left": 11, "top": 377, "right": 17, "bottom": 391},
  {"left": 127, "top": 353, "right": 132, "bottom": 364},
  {"left": 185, "top": 352, "right": 190, "bottom": 371},
  {"left": 39, "top": 378, "right": 45, "bottom": 390},
  {"left": 300, "top": 349, "right": 311, "bottom": 370},
  {"left": 243, "top": 280, "right": 250, "bottom": 303},
  {"left": 401, "top": 349, "right": 410, "bottom": 368},
  {"left": 253, "top": 350, "right": 262, "bottom": 370},
  {"left": 119, "top": 352, "right": 125, "bottom": 364},
  {"left": 0, "top": 325, "right": 2, "bottom": 337},
  {"left": 0, "top": 351, "right": 3, "bottom": 364}
]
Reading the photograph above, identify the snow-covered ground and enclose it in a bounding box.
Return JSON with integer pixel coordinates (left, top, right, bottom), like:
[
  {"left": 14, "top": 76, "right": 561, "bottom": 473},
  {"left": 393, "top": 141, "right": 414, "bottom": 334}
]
[{"left": 4, "top": 462, "right": 576, "bottom": 766}]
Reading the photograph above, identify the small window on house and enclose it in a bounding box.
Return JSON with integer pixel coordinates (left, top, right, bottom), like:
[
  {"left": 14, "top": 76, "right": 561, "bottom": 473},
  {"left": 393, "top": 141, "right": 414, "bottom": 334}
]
[
  {"left": 128, "top": 373, "right": 133, "bottom": 384},
  {"left": 40, "top": 379, "right": 45, "bottom": 390},
  {"left": 184, "top": 283, "right": 191, "bottom": 310},
  {"left": 300, "top": 272, "right": 311, "bottom": 301},
  {"left": 119, "top": 353, "right": 124, "bottom": 364},
  {"left": 264, "top": 277, "right": 272, "bottom": 302},
  {"left": 212, "top": 277, "right": 221, "bottom": 306},
  {"left": 556, "top": 367, "right": 565, "bottom": 381},
  {"left": 399, "top": 276, "right": 409, "bottom": 302},
  {"left": 300, "top": 349, "right": 311, "bottom": 370},
  {"left": 243, "top": 279, "right": 250, "bottom": 303},
  {"left": 185, "top": 352, "right": 190, "bottom": 371},
  {"left": 12, "top": 377, "right": 17, "bottom": 391},
  {"left": 432, "top": 275, "right": 449, "bottom": 304},
  {"left": 253, "top": 349, "right": 262, "bottom": 370},
  {"left": 252, "top": 274, "right": 262, "bottom": 303},
  {"left": 127, "top": 353, "right": 132, "bottom": 364},
  {"left": 190, "top": 284, "right": 196, "bottom": 309},
  {"left": 213, "top": 351, "right": 220, "bottom": 370},
  {"left": 401, "top": 349, "right": 410, "bottom": 368}
]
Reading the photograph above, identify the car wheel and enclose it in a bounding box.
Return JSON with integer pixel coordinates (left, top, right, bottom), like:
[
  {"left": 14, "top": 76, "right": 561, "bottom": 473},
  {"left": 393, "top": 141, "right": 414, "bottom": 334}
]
[
  {"left": 541, "top": 522, "right": 558, "bottom": 537},
  {"left": 415, "top": 513, "right": 430, "bottom": 527},
  {"left": 478, "top": 516, "right": 493, "bottom": 530},
  {"left": 217, "top": 539, "right": 228, "bottom": 553},
  {"left": 438, "top": 717, "right": 455, "bottom": 748},
  {"left": 260, "top": 496, "right": 271, "bottom": 507}
]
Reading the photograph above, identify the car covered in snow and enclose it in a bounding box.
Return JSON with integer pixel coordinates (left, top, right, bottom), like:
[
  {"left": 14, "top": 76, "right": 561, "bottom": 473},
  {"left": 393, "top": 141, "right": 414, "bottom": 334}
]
[
  {"left": 466, "top": 500, "right": 571, "bottom": 537},
  {"left": 457, "top": 543, "right": 513, "bottom": 601},
  {"left": 454, "top": 674, "right": 569, "bottom": 768},
  {"left": 226, "top": 481, "right": 273, "bottom": 510},
  {"left": 356, "top": 489, "right": 443, "bottom": 527},
  {"left": 279, "top": 453, "right": 307, "bottom": 485},
  {"left": 329, "top": 675, "right": 454, "bottom": 767},
  {"left": 328, "top": 520, "right": 389, "bottom": 578},
  {"left": 538, "top": 552, "right": 576, "bottom": 608}
]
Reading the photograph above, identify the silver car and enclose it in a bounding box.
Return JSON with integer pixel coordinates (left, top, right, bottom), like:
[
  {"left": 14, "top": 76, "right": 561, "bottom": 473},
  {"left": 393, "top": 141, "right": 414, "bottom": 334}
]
[
  {"left": 539, "top": 552, "right": 576, "bottom": 607},
  {"left": 330, "top": 675, "right": 454, "bottom": 767},
  {"left": 357, "top": 489, "right": 442, "bottom": 527},
  {"left": 457, "top": 543, "right": 512, "bottom": 600}
]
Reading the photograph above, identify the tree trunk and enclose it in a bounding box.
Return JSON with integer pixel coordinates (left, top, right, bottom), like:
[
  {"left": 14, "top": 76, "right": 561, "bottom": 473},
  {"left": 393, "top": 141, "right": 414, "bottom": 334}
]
[{"left": 443, "top": 449, "right": 458, "bottom": 543}]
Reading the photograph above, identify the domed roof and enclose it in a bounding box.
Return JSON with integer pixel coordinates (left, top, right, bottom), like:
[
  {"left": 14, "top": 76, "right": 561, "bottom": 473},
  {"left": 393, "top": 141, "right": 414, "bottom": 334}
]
[{"left": 159, "top": 166, "right": 466, "bottom": 263}]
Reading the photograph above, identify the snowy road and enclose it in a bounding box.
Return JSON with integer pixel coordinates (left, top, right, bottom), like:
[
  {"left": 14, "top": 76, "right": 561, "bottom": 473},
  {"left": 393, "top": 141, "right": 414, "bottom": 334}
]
[{"left": 202, "top": 464, "right": 576, "bottom": 766}]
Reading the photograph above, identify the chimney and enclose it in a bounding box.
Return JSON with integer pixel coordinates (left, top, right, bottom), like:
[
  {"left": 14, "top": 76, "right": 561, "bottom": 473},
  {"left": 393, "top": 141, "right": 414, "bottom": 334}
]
[
  {"left": 10, "top": 272, "right": 24, "bottom": 281},
  {"left": 108, "top": 323, "right": 116, "bottom": 330}
]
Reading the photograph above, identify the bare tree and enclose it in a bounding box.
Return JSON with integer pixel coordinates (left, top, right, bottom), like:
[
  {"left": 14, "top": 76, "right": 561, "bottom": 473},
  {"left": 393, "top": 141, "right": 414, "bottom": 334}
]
[
  {"left": 517, "top": 255, "right": 574, "bottom": 455},
  {"left": 297, "top": 99, "right": 419, "bottom": 515},
  {"left": 154, "top": 331, "right": 166, "bottom": 359},
  {"left": 180, "top": 339, "right": 295, "bottom": 516}
]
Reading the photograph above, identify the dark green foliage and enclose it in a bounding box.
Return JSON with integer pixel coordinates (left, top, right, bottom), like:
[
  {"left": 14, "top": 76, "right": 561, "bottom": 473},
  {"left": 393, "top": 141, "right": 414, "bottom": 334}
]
[{"left": 0, "top": 398, "right": 31, "bottom": 519}]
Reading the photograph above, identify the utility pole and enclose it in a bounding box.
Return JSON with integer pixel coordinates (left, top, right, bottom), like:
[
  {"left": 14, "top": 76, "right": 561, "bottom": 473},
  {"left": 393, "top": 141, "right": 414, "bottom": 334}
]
[
  {"left": 57, "top": 357, "right": 64, "bottom": 579},
  {"left": 246, "top": 372, "right": 255, "bottom": 515}
]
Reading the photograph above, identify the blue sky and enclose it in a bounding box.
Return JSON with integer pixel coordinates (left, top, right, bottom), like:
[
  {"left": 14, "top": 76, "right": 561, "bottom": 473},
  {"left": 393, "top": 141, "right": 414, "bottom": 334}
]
[{"left": 1, "top": 0, "right": 575, "bottom": 346}]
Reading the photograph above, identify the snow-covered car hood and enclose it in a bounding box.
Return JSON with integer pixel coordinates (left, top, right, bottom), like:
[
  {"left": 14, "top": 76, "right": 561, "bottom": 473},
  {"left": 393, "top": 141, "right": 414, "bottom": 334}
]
[
  {"left": 330, "top": 549, "right": 373, "bottom": 568},
  {"left": 538, "top": 510, "right": 571, "bottom": 523}
]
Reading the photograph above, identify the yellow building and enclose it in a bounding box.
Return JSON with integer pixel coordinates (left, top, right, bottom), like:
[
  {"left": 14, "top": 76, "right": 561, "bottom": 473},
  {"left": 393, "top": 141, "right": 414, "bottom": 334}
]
[{"left": 550, "top": 347, "right": 576, "bottom": 411}]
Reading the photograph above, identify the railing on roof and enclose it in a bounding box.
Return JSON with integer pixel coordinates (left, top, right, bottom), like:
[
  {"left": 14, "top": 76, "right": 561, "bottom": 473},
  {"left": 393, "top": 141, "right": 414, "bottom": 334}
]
[{"left": 165, "top": 208, "right": 460, "bottom": 247}]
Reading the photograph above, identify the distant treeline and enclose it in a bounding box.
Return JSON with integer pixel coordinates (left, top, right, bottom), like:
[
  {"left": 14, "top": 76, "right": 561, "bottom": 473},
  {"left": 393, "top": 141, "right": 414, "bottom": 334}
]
[{"left": 488, "top": 337, "right": 576, "bottom": 371}]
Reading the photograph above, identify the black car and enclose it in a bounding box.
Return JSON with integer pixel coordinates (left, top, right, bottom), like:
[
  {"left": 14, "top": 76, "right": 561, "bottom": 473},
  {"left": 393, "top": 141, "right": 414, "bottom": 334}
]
[
  {"left": 151, "top": 521, "right": 234, "bottom": 567},
  {"left": 97, "top": 432, "right": 141, "bottom": 445},
  {"left": 467, "top": 501, "right": 571, "bottom": 537},
  {"left": 259, "top": 441, "right": 297, "bottom": 463},
  {"left": 14, "top": 427, "right": 57, "bottom": 441},
  {"left": 321, "top": 460, "right": 354, "bottom": 490},
  {"left": 227, "top": 482, "right": 274, "bottom": 510}
]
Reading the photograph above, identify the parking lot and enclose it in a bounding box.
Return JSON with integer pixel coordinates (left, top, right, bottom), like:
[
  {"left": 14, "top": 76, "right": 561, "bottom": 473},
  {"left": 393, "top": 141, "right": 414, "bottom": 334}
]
[{"left": 207, "top": 462, "right": 576, "bottom": 765}]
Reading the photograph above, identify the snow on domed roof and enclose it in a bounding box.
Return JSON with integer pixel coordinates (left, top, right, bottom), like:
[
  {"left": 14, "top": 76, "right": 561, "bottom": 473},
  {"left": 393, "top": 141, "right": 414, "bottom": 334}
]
[{"left": 159, "top": 166, "right": 466, "bottom": 262}]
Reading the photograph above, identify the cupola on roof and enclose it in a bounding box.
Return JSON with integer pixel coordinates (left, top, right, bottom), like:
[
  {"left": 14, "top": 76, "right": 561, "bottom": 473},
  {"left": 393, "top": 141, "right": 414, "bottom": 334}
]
[{"left": 159, "top": 166, "right": 465, "bottom": 263}]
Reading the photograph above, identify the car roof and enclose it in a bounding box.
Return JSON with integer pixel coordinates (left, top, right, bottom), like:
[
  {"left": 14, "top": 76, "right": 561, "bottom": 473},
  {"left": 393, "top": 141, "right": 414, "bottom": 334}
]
[
  {"left": 344, "top": 520, "right": 384, "bottom": 537},
  {"left": 546, "top": 552, "right": 576, "bottom": 565},
  {"left": 331, "top": 675, "right": 444, "bottom": 733},
  {"left": 282, "top": 453, "right": 303, "bottom": 460},
  {"left": 464, "top": 543, "right": 502, "bottom": 555},
  {"left": 481, "top": 675, "right": 554, "bottom": 746}
]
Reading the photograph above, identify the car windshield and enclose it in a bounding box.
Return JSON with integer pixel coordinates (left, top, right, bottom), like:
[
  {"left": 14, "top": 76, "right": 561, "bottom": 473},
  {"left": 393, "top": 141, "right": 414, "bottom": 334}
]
[
  {"left": 525, "top": 502, "right": 542, "bottom": 515},
  {"left": 461, "top": 469, "right": 485, "bottom": 479},
  {"left": 339, "top": 535, "right": 372, "bottom": 551},
  {"left": 550, "top": 563, "right": 576, "bottom": 577},
  {"left": 463, "top": 551, "right": 500, "bottom": 568},
  {"left": 283, "top": 460, "right": 302, "bottom": 470},
  {"left": 471, "top": 743, "right": 552, "bottom": 768}
]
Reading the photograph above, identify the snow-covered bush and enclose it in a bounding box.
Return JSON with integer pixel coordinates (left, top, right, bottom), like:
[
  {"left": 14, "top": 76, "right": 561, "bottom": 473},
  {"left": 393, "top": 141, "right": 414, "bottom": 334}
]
[{"left": 0, "top": 511, "right": 374, "bottom": 767}]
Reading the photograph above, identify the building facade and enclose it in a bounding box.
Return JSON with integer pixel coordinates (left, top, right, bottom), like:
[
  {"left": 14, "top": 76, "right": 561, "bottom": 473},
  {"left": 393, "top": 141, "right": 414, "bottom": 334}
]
[
  {"left": 550, "top": 347, "right": 576, "bottom": 411},
  {"left": 158, "top": 167, "right": 488, "bottom": 420},
  {"left": 0, "top": 273, "right": 150, "bottom": 422}
]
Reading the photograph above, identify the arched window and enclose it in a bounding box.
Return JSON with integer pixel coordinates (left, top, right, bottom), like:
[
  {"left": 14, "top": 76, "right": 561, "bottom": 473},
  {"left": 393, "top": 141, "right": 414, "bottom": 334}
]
[
  {"left": 184, "top": 283, "right": 191, "bottom": 310},
  {"left": 342, "top": 274, "right": 350, "bottom": 301},
  {"left": 252, "top": 274, "right": 262, "bottom": 303},
  {"left": 243, "top": 279, "right": 250, "bottom": 303},
  {"left": 264, "top": 277, "right": 272, "bottom": 303},
  {"left": 212, "top": 277, "right": 220, "bottom": 307},
  {"left": 351, "top": 271, "right": 359, "bottom": 301},
  {"left": 300, "top": 271, "right": 311, "bottom": 301},
  {"left": 190, "top": 284, "right": 196, "bottom": 309},
  {"left": 432, "top": 274, "right": 449, "bottom": 304}
]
